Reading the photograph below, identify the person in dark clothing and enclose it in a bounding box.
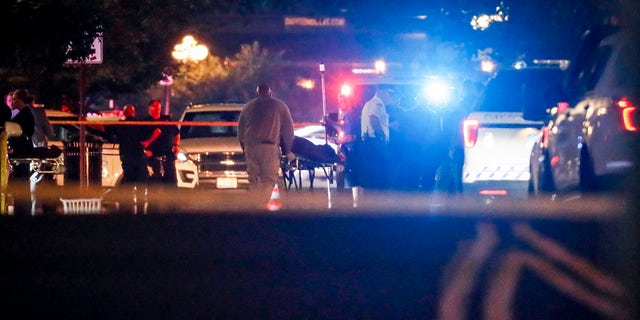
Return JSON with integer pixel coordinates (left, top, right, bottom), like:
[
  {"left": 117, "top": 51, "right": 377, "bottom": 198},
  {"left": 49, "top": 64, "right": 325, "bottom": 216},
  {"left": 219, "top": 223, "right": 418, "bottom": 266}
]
[
  {"left": 434, "top": 79, "right": 482, "bottom": 194},
  {"left": 7, "top": 89, "right": 36, "bottom": 215},
  {"left": 7, "top": 90, "right": 35, "bottom": 157},
  {"left": 142, "top": 99, "right": 179, "bottom": 188},
  {"left": 337, "top": 97, "right": 363, "bottom": 189},
  {"left": 113, "top": 104, "right": 149, "bottom": 213},
  {"left": 0, "top": 99, "right": 11, "bottom": 127}
]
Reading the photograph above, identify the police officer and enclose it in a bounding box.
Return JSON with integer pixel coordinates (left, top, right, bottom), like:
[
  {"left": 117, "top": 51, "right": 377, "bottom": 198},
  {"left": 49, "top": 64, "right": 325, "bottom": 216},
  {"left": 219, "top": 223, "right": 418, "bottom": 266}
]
[
  {"left": 142, "top": 100, "right": 179, "bottom": 188},
  {"left": 113, "top": 104, "right": 149, "bottom": 213},
  {"left": 360, "top": 85, "right": 395, "bottom": 190}
]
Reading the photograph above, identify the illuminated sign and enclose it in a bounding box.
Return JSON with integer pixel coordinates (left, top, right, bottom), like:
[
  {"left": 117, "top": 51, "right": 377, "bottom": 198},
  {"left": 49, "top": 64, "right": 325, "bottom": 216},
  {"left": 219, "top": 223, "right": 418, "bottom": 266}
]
[{"left": 284, "top": 17, "right": 346, "bottom": 27}]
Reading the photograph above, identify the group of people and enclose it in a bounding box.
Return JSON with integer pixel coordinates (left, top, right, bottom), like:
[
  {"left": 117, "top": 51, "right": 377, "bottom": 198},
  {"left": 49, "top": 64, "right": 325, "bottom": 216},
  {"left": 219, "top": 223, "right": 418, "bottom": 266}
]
[
  {"left": 1, "top": 83, "right": 292, "bottom": 213},
  {"left": 109, "top": 99, "right": 180, "bottom": 213},
  {"left": 1, "top": 93, "right": 180, "bottom": 215},
  {"left": 341, "top": 80, "right": 483, "bottom": 194},
  {"left": 1, "top": 89, "right": 55, "bottom": 215},
  {"left": 236, "top": 80, "right": 481, "bottom": 210},
  {"left": 3, "top": 80, "right": 476, "bottom": 213}
]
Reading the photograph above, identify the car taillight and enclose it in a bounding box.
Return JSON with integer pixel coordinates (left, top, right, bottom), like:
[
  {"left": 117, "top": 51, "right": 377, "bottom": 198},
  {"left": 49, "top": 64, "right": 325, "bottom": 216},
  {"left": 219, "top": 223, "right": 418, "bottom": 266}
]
[
  {"left": 617, "top": 97, "right": 638, "bottom": 132},
  {"left": 463, "top": 119, "right": 479, "bottom": 147},
  {"left": 541, "top": 126, "right": 550, "bottom": 149}
]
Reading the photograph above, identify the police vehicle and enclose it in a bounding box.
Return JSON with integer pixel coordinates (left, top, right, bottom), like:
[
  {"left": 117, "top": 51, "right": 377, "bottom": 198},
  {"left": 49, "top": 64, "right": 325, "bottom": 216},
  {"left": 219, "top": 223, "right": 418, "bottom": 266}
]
[
  {"left": 527, "top": 24, "right": 639, "bottom": 196},
  {"left": 462, "top": 62, "right": 566, "bottom": 199}
]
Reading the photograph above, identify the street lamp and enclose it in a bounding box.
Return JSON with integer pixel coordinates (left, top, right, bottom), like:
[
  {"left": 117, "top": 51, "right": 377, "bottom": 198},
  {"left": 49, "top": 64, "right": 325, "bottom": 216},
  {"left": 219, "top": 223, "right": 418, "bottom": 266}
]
[
  {"left": 167, "top": 35, "right": 209, "bottom": 115},
  {"left": 172, "top": 35, "right": 209, "bottom": 62},
  {"left": 158, "top": 73, "right": 173, "bottom": 116}
]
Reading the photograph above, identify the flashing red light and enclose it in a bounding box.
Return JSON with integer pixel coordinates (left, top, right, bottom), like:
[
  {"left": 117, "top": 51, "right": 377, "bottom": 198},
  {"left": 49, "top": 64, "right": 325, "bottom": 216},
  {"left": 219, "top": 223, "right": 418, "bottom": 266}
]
[
  {"left": 463, "top": 119, "right": 479, "bottom": 147},
  {"left": 340, "top": 84, "right": 353, "bottom": 97},
  {"left": 617, "top": 97, "right": 638, "bottom": 132}
]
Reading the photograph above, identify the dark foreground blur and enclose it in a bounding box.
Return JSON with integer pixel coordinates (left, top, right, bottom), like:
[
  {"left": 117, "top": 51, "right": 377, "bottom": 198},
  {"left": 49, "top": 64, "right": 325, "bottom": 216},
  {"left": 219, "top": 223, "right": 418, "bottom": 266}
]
[{"left": 0, "top": 185, "right": 636, "bottom": 319}]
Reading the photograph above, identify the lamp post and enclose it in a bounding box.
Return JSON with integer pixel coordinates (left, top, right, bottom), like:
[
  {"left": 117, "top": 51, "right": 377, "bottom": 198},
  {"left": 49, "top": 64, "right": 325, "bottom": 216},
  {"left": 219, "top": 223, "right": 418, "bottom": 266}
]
[
  {"left": 319, "top": 63, "right": 327, "bottom": 144},
  {"left": 158, "top": 73, "right": 173, "bottom": 116},
  {"left": 169, "top": 35, "right": 209, "bottom": 116}
]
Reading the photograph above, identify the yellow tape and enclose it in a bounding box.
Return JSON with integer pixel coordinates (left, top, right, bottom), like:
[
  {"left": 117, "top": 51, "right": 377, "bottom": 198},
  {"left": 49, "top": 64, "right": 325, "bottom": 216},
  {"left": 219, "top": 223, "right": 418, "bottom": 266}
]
[{"left": 1, "top": 130, "right": 8, "bottom": 215}]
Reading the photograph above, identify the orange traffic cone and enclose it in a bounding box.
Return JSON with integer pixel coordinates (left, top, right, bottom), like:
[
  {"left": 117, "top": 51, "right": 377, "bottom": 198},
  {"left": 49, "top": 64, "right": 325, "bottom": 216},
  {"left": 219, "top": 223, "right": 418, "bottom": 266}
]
[{"left": 266, "top": 183, "right": 282, "bottom": 211}]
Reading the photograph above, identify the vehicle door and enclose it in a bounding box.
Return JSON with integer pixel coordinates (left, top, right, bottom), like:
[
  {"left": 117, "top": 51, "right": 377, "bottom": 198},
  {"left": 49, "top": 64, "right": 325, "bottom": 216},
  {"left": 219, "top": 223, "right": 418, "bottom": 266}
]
[
  {"left": 547, "top": 99, "right": 589, "bottom": 190},
  {"left": 546, "top": 29, "right": 614, "bottom": 191}
]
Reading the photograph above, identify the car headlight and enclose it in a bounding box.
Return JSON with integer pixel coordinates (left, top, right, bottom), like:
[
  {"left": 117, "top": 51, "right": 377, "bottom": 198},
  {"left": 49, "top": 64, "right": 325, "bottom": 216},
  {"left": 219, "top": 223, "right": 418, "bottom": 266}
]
[{"left": 177, "top": 152, "right": 188, "bottom": 162}]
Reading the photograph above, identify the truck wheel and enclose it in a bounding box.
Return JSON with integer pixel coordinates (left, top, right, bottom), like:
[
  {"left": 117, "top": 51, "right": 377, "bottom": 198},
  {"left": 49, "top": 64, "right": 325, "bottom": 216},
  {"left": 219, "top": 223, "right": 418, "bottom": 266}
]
[
  {"left": 579, "top": 146, "right": 598, "bottom": 193},
  {"left": 539, "top": 151, "right": 555, "bottom": 192}
]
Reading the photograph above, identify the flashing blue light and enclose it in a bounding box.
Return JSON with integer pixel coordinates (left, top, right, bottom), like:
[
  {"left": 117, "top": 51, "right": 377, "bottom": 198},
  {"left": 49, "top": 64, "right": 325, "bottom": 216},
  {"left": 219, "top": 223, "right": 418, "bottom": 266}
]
[
  {"left": 423, "top": 79, "right": 453, "bottom": 106},
  {"left": 513, "top": 61, "right": 527, "bottom": 69}
]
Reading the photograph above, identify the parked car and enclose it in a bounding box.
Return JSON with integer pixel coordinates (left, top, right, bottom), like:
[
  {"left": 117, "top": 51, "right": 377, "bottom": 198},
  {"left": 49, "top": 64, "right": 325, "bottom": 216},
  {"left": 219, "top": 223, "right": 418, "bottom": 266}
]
[
  {"left": 175, "top": 103, "right": 248, "bottom": 189},
  {"left": 527, "top": 24, "right": 639, "bottom": 196},
  {"left": 462, "top": 64, "right": 566, "bottom": 199}
]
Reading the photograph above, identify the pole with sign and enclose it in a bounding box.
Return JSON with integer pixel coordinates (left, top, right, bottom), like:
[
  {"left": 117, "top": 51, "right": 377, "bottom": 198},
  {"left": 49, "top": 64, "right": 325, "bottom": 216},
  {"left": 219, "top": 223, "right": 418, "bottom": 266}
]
[
  {"left": 319, "top": 63, "right": 327, "bottom": 144},
  {"left": 65, "top": 36, "right": 103, "bottom": 189},
  {"left": 159, "top": 74, "right": 174, "bottom": 116}
]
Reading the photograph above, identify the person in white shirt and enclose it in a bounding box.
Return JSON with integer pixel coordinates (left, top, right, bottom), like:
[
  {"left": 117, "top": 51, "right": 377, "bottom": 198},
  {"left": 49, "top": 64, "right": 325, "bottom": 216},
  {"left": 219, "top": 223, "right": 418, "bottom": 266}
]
[
  {"left": 360, "top": 87, "right": 391, "bottom": 142},
  {"left": 359, "top": 86, "right": 396, "bottom": 189}
]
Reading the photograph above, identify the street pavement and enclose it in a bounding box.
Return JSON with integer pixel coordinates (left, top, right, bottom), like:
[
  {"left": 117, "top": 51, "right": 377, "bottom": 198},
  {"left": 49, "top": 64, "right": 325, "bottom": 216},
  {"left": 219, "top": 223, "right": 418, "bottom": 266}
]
[{"left": 0, "top": 190, "right": 634, "bottom": 319}]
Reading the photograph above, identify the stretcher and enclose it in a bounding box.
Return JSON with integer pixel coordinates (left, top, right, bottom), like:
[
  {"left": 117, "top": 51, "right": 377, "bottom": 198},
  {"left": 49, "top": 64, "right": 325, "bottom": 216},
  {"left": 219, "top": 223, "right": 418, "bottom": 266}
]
[
  {"left": 281, "top": 156, "right": 337, "bottom": 191},
  {"left": 7, "top": 146, "right": 65, "bottom": 176},
  {"left": 280, "top": 136, "right": 341, "bottom": 191}
]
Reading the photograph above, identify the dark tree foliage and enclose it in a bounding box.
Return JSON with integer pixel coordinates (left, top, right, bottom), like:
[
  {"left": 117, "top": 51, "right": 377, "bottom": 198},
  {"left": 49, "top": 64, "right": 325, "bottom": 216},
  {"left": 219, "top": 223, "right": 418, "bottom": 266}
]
[
  {"left": 0, "top": 0, "right": 622, "bottom": 110},
  {"left": 0, "top": 1, "right": 102, "bottom": 105},
  {"left": 0, "top": 0, "right": 295, "bottom": 109}
]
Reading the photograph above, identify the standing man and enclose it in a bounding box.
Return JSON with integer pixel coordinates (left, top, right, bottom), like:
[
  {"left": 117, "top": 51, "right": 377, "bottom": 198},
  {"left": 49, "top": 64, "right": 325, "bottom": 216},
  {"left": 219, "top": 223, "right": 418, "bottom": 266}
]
[
  {"left": 360, "top": 85, "right": 395, "bottom": 190},
  {"left": 113, "top": 104, "right": 149, "bottom": 213},
  {"left": 238, "top": 83, "right": 295, "bottom": 208},
  {"left": 142, "top": 99, "right": 179, "bottom": 188}
]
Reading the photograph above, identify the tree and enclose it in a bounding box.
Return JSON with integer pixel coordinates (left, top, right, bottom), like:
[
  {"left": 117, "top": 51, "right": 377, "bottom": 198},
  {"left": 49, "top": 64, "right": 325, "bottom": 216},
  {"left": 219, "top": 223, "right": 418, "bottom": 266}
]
[
  {"left": 161, "top": 41, "right": 286, "bottom": 117},
  {"left": 0, "top": 0, "right": 619, "bottom": 113},
  {"left": 0, "top": 1, "right": 102, "bottom": 106},
  {"left": 0, "top": 0, "right": 294, "bottom": 110}
]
